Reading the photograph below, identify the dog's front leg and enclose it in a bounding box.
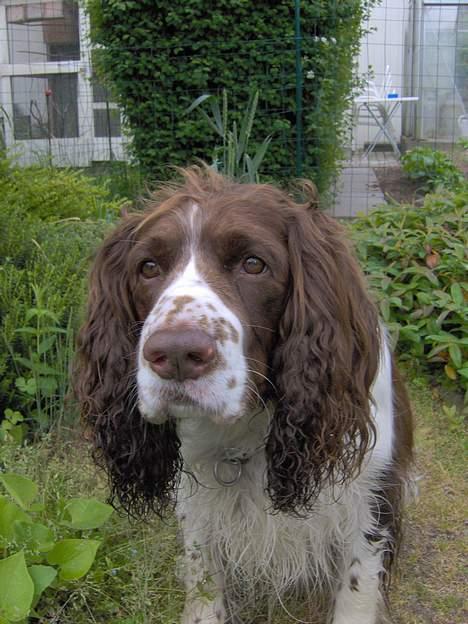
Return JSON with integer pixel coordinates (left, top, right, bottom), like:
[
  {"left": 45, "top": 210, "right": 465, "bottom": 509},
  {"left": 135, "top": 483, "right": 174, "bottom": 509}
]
[
  {"left": 331, "top": 532, "right": 385, "bottom": 624},
  {"left": 179, "top": 510, "right": 226, "bottom": 624}
]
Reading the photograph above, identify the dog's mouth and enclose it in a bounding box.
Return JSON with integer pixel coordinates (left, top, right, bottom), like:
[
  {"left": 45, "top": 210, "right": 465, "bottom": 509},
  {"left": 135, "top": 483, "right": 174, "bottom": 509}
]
[
  {"left": 138, "top": 371, "right": 248, "bottom": 425},
  {"left": 159, "top": 383, "right": 201, "bottom": 403},
  {"left": 157, "top": 384, "right": 209, "bottom": 415}
]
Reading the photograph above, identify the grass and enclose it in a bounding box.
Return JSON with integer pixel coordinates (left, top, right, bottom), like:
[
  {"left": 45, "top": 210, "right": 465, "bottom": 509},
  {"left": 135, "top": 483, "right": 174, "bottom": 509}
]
[
  {"left": 1, "top": 370, "right": 466, "bottom": 623},
  {"left": 391, "top": 373, "right": 467, "bottom": 624}
]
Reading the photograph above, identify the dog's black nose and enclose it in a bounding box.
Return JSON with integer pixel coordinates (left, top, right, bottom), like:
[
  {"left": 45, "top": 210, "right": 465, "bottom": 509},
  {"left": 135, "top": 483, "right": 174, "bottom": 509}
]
[{"left": 143, "top": 327, "right": 217, "bottom": 381}]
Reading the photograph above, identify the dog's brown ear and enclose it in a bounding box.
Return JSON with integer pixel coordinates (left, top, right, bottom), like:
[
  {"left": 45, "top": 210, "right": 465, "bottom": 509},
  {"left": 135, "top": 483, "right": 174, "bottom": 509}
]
[
  {"left": 74, "top": 215, "right": 181, "bottom": 518},
  {"left": 266, "top": 205, "right": 380, "bottom": 514}
]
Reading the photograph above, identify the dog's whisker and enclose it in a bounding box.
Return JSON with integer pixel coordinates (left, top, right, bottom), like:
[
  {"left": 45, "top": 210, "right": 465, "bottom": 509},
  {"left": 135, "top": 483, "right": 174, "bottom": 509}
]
[{"left": 246, "top": 368, "right": 277, "bottom": 392}]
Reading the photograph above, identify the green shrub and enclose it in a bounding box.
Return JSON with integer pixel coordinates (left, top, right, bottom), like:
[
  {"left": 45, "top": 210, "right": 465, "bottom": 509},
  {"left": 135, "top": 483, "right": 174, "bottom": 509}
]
[
  {"left": 0, "top": 469, "right": 113, "bottom": 623},
  {"left": 401, "top": 147, "right": 466, "bottom": 193},
  {"left": 0, "top": 156, "right": 124, "bottom": 221},
  {"left": 0, "top": 160, "right": 116, "bottom": 426},
  {"left": 86, "top": 161, "right": 144, "bottom": 202},
  {"left": 0, "top": 440, "right": 182, "bottom": 623},
  {"left": 351, "top": 188, "right": 468, "bottom": 399},
  {"left": 86, "top": 0, "right": 377, "bottom": 191},
  {"left": 0, "top": 214, "right": 111, "bottom": 424}
]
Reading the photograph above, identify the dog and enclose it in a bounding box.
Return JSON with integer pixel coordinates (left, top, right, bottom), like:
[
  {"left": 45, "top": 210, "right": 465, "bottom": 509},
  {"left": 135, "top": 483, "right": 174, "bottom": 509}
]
[{"left": 75, "top": 166, "right": 413, "bottom": 623}]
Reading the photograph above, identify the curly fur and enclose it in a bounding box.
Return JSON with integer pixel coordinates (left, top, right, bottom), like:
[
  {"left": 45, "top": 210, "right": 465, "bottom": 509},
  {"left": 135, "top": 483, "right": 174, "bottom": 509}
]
[
  {"left": 74, "top": 216, "right": 182, "bottom": 517},
  {"left": 267, "top": 204, "right": 380, "bottom": 513}
]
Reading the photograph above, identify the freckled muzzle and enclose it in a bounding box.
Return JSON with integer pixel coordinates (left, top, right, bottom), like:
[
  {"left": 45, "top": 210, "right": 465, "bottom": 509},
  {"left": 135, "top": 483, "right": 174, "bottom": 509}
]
[
  {"left": 137, "top": 257, "right": 248, "bottom": 423},
  {"left": 143, "top": 327, "right": 218, "bottom": 381}
]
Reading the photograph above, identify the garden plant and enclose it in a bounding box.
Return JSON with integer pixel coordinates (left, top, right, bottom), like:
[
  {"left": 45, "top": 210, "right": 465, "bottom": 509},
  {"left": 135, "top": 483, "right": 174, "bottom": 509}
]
[{"left": 0, "top": 138, "right": 466, "bottom": 621}]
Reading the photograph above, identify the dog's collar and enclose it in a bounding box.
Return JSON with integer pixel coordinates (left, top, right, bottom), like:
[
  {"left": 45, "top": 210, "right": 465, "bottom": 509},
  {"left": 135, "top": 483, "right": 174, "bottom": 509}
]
[{"left": 213, "top": 445, "right": 264, "bottom": 487}]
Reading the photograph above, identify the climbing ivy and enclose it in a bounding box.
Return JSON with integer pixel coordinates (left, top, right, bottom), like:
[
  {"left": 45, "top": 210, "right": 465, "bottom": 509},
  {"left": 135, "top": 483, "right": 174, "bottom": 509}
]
[{"left": 87, "top": 0, "right": 378, "bottom": 190}]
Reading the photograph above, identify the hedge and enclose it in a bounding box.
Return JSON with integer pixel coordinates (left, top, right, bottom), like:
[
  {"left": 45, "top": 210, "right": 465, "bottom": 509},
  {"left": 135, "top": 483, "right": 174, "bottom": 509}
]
[{"left": 87, "top": 0, "right": 377, "bottom": 190}]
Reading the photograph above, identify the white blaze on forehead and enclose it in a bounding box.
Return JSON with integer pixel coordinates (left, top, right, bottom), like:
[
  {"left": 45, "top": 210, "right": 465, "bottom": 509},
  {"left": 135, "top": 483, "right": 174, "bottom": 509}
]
[
  {"left": 137, "top": 244, "right": 248, "bottom": 425},
  {"left": 175, "top": 202, "right": 200, "bottom": 254},
  {"left": 189, "top": 202, "right": 199, "bottom": 233}
]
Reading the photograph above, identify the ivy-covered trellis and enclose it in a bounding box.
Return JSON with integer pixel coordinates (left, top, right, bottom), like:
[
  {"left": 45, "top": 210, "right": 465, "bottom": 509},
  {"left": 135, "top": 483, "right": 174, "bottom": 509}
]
[{"left": 87, "top": 0, "right": 378, "bottom": 190}]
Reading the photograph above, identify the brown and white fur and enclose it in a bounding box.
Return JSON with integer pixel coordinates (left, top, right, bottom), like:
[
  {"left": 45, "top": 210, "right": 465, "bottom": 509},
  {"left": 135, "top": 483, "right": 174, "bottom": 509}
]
[{"left": 75, "top": 166, "right": 413, "bottom": 624}]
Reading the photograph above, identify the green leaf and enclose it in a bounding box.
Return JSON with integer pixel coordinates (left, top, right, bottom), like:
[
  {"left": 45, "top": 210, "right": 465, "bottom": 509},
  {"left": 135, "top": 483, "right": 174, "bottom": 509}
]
[
  {"left": 14, "top": 327, "right": 37, "bottom": 335},
  {"left": 380, "top": 299, "right": 390, "bottom": 322},
  {"left": 36, "top": 376, "right": 58, "bottom": 397},
  {"left": 46, "top": 539, "right": 101, "bottom": 580},
  {"left": 427, "top": 344, "right": 450, "bottom": 359},
  {"left": 37, "top": 335, "right": 57, "bottom": 355},
  {"left": 0, "top": 551, "right": 34, "bottom": 622},
  {"left": 29, "top": 363, "right": 59, "bottom": 376},
  {"left": 237, "top": 90, "right": 258, "bottom": 164},
  {"left": 448, "top": 344, "right": 462, "bottom": 369},
  {"left": 250, "top": 136, "right": 272, "bottom": 176},
  {"left": 426, "top": 331, "right": 458, "bottom": 344},
  {"left": 13, "top": 357, "right": 34, "bottom": 370},
  {"left": 245, "top": 154, "right": 255, "bottom": 183},
  {"left": 14, "top": 522, "right": 55, "bottom": 553},
  {"left": 0, "top": 497, "right": 31, "bottom": 540},
  {"left": 63, "top": 498, "right": 113, "bottom": 530},
  {"left": 3, "top": 410, "right": 24, "bottom": 425},
  {"left": 28, "top": 565, "right": 57, "bottom": 604},
  {"left": 25, "top": 308, "right": 59, "bottom": 323},
  {"left": 0, "top": 474, "right": 38, "bottom": 509},
  {"left": 184, "top": 93, "right": 212, "bottom": 115},
  {"left": 457, "top": 368, "right": 468, "bottom": 379},
  {"left": 209, "top": 99, "right": 223, "bottom": 136},
  {"left": 450, "top": 282, "right": 464, "bottom": 306},
  {"left": 15, "top": 377, "right": 36, "bottom": 396}
]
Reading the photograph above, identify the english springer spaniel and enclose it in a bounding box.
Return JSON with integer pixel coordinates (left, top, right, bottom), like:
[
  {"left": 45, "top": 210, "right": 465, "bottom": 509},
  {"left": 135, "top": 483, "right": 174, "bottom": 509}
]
[{"left": 76, "top": 166, "right": 413, "bottom": 624}]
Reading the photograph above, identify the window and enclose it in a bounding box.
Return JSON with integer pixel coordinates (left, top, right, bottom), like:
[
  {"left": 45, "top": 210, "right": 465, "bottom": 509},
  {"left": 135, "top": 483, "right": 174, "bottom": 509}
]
[
  {"left": 7, "top": 1, "right": 80, "bottom": 63},
  {"left": 11, "top": 74, "right": 79, "bottom": 139},
  {"left": 93, "top": 109, "right": 121, "bottom": 138},
  {"left": 92, "top": 78, "right": 122, "bottom": 138},
  {"left": 420, "top": 4, "right": 468, "bottom": 139}
]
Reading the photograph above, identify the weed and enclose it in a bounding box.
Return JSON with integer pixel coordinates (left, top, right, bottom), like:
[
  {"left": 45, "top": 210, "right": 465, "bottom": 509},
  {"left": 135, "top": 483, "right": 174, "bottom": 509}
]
[
  {"left": 351, "top": 187, "right": 468, "bottom": 398},
  {"left": 401, "top": 147, "right": 466, "bottom": 192},
  {"left": 186, "top": 90, "right": 272, "bottom": 183}
]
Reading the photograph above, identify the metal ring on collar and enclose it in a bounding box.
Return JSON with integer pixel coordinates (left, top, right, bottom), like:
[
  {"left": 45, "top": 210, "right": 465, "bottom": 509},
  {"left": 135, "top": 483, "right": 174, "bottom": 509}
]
[{"left": 213, "top": 458, "right": 243, "bottom": 487}]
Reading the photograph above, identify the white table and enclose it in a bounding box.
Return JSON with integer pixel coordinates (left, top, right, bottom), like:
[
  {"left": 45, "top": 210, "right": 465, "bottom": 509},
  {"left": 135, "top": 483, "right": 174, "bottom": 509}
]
[{"left": 353, "top": 96, "right": 419, "bottom": 158}]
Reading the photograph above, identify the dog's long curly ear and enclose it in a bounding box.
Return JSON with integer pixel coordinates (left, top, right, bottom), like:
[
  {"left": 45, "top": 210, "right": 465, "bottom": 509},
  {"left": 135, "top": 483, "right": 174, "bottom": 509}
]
[
  {"left": 266, "top": 201, "right": 380, "bottom": 514},
  {"left": 74, "top": 215, "right": 181, "bottom": 518}
]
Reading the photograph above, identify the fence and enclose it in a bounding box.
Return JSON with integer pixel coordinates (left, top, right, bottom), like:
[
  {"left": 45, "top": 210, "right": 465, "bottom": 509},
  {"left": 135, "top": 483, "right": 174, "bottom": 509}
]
[{"left": 0, "top": 0, "right": 466, "bottom": 216}]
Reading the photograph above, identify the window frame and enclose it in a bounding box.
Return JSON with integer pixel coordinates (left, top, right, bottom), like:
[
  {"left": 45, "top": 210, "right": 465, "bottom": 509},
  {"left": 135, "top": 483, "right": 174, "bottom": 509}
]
[{"left": 0, "top": 0, "right": 126, "bottom": 165}]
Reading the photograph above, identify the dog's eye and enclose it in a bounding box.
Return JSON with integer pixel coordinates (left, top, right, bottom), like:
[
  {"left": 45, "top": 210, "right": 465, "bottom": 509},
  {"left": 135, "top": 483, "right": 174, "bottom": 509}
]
[
  {"left": 242, "top": 256, "right": 266, "bottom": 275},
  {"left": 140, "top": 260, "right": 161, "bottom": 279}
]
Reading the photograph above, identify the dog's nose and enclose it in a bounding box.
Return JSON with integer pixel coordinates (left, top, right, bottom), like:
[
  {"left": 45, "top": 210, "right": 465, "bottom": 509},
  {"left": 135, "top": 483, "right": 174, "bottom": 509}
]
[{"left": 143, "top": 328, "right": 217, "bottom": 381}]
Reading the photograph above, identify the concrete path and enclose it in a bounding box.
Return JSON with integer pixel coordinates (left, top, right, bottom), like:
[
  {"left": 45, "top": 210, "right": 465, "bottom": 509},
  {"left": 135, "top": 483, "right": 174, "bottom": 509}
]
[
  {"left": 327, "top": 165, "right": 385, "bottom": 218},
  {"left": 326, "top": 153, "right": 399, "bottom": 217}
]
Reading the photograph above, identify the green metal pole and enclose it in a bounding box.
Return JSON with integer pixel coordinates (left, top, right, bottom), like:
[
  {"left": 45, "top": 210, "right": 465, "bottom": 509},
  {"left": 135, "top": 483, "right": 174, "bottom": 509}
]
[{"left": 294, "top": 0, "right": 303, "bottom": 177}]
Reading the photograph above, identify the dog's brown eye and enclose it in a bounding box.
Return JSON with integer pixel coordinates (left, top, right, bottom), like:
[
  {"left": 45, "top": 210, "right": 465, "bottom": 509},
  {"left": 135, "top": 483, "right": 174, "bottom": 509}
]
[
  {"left": 242, "top": 256, "right": 266, "bottom": 274},
  {"left": 140, "top": 260, "right": 161, "bottom": 279}
]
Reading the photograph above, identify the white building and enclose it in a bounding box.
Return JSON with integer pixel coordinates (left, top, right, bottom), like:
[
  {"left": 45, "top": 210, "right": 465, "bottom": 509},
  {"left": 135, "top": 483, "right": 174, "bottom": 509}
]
[
  {"left": 0, "top": 1, "right": 465, "bottom": 166},
  {"left": 0, "top": 0, "right": 126, "bottom": 166},
  {"left": 355, "top": 0, "right": 468, "bottom": 151}
]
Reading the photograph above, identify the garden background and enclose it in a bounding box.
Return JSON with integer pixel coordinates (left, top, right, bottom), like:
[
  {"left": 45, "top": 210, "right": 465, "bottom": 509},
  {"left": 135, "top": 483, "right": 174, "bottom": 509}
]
[{"left": 0, "top": 1, "right": 467, "bottom": 622}]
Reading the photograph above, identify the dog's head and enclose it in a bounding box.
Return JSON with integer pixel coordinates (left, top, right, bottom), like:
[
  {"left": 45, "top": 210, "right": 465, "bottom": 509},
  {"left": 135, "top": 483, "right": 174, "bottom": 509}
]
[{"left": 75, "top": 166, "right": 379, "bottom": 516}]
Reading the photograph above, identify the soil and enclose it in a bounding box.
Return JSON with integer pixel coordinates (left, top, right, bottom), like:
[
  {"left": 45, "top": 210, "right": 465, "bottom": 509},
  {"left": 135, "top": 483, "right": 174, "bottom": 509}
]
[
  {"left": 373, "top": 166, "right": 422, "bottom": 204},
  {"left": 373, "top": 150, "right": 468, "bottom": 205}
]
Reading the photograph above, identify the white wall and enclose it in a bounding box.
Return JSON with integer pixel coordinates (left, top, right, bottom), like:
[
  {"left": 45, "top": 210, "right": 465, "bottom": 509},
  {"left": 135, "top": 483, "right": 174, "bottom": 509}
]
[{"left": 353, "top": 0, "right": 413, "bottom": 149}]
